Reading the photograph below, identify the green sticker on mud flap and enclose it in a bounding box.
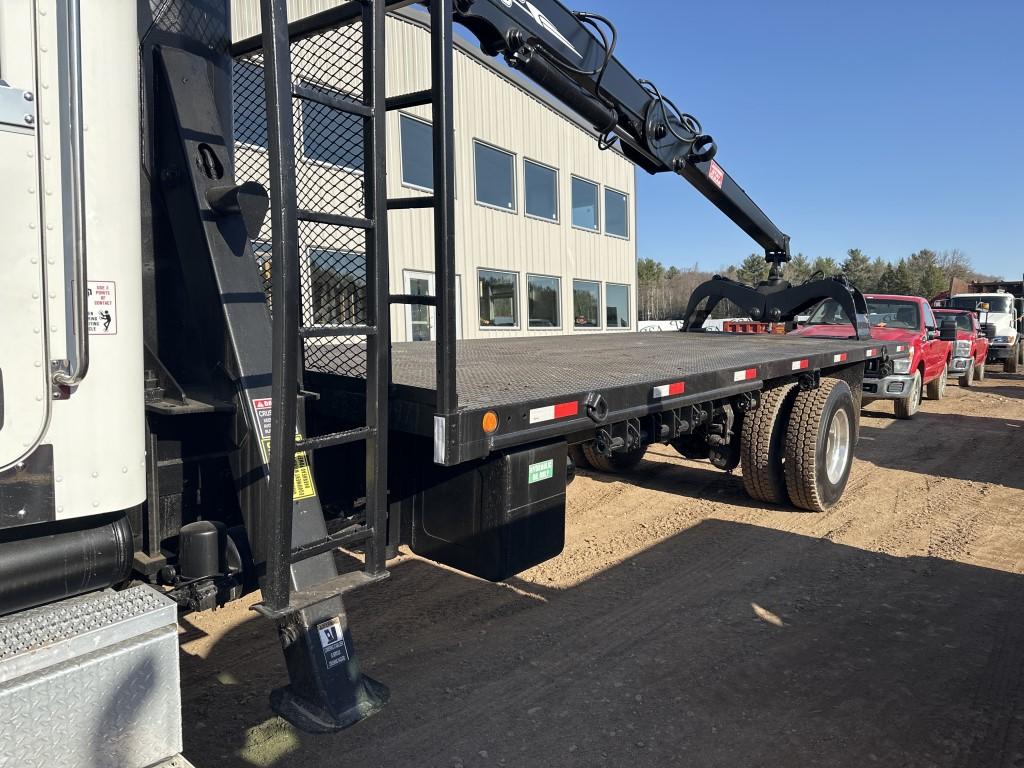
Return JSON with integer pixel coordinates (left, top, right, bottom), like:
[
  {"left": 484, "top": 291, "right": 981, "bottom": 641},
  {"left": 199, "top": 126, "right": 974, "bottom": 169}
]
[{"left": 528, "top": 459, "right": 554, "bottom": 484}]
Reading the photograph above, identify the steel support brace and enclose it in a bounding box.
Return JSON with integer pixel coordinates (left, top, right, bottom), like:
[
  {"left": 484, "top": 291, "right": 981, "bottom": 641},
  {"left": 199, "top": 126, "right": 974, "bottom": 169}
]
[{"left": 432, "top": 0, "right": 459, "bottom": 417}]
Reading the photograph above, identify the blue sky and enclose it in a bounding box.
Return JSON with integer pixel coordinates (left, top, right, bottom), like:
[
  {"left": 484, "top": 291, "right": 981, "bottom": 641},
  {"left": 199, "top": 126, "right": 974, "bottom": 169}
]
[{"left": 577, "top": 0, "right": 1023, "bottom": 278}]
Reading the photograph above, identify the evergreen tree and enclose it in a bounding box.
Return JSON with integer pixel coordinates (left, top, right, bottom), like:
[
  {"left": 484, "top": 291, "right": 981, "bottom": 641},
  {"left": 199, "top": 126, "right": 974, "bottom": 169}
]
[
  {"left": 736, "top": 253, "right": 769, "bottom": 285},
  {"left": 841, "top": 248, "right": 873, "bottom": 291}
]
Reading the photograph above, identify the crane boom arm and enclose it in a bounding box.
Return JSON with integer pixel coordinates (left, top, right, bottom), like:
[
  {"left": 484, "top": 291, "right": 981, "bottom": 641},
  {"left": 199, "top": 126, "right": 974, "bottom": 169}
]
[{"left": 452, "top": 0, "right": 791, "bottom": 258}]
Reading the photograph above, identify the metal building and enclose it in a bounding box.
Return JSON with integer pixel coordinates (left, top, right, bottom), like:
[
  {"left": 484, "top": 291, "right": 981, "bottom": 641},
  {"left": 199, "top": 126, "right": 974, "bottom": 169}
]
[{"left": 231, "top": 2, "right": 638, "bottom": 343}]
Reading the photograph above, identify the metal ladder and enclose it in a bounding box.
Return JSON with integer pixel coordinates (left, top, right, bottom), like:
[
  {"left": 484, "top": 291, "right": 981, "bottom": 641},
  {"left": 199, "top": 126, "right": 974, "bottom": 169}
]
[{"left": 239, "top": 0, "right": 461, "bottom": 730}]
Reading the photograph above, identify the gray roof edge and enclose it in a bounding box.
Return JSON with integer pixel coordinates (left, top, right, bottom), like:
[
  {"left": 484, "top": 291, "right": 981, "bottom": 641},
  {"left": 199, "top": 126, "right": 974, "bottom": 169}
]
[{"left": 392, "top": 5, "right": 630, "bottom": 163}]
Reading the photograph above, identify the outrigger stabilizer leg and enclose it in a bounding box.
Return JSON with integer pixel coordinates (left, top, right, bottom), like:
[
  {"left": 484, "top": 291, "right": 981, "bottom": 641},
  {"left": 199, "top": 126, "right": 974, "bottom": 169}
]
[{"left": 680, "top": 252, "right": 872, "bottom": 339}]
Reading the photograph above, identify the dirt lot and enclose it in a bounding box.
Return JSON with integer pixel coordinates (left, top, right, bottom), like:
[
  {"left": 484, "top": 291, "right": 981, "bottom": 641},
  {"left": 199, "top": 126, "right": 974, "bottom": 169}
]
[{"left": 181, "top": 371, "right": 1024, "bottom": 768}]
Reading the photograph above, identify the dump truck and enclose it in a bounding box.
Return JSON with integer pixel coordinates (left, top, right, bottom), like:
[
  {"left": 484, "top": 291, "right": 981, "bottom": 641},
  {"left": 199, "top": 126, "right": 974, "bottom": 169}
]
[{"left": 0, "top": 0, "right": 907, "bottom": 763}]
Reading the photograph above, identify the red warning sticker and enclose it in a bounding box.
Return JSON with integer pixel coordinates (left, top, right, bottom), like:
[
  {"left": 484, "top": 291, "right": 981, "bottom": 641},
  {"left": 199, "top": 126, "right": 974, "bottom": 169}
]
[{"left": 708, "top": 161, "right": 725, "bottom": 189}]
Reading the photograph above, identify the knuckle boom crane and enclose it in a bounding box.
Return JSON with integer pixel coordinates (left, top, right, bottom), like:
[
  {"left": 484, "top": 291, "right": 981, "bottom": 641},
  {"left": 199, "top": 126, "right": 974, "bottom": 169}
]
[{"left": 453, "top": 0, "right": 870, "bottom": 337}]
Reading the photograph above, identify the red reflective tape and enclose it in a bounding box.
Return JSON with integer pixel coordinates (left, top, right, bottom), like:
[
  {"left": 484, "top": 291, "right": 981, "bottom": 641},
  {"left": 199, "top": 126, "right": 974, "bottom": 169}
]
[
  {"left": 791, "top": 359, "right": 810, "bottom": 371},
  {"left": 733, "top": 368, "right": 757, "bottom": 382},
  {"left": 652, "top": 382, "right": 686, "bottom": 399},
  {"left": 554, "top": 401, "right": 579, "bottom": 419},
  {"left": 833, "top": 353, "right": 848, "bottom": 363}
]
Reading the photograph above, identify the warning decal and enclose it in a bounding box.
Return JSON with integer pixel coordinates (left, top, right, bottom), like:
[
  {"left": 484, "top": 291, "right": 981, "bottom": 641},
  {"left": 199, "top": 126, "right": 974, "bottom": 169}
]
[
  {"left": 87, "top": 281, "right": 117, "bottom": 335},
  {"left": 708, "top": 160, "right": 725, "bottom": 189},
  {"left": 251, "top": 398, "right": 318, "bottom": 500},
  {"left": 316, "top": 617, "right": 350, "bottom": 670}
]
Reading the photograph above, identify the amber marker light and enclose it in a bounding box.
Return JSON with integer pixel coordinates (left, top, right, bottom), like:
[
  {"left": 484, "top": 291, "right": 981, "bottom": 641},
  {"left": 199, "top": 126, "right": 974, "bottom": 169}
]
[{"left": 482, "top": 411, "right": 499, "bottom": 434}]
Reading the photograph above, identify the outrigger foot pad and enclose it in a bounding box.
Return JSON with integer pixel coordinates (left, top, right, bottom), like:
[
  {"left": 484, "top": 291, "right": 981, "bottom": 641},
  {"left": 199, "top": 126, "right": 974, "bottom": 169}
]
[
  {"left": 270, "top": 595, "right": 389, "bottom": 733},
  {"left": 270, "top": 674, "right": 389, "bottom": 733}
]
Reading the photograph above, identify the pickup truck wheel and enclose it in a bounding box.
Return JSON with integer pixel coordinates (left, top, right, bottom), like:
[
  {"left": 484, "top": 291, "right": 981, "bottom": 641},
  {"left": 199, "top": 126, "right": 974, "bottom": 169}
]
[
  {"left": 581, "top": 441, "right": 646, "bottom": 473},
  {"left": 1005, "top": 349, "right": 1019, "bottom": 374},
  {"left": 974, "top": 361, "right": 986, "bottom": 382},
  {"left": 893, "top": 370, "right": 922, "bottom": 419},
  {"left": 740, "top": 383, "right": 798, "bottom": 505},
  {"left": 784, "top": 378, "right": 856, "bottom": 512},
  {"left": 959, "top": 360, "right": 974, "bottom": 388},
  {"left": 926, "top": 364, "right": 947, "bottom": 399}
]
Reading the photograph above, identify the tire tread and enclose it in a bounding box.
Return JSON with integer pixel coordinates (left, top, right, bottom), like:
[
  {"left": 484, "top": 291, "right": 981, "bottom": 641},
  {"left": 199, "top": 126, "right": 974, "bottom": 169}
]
[{"left": 784, "top": 378, "right": 848, "bottom": 512}]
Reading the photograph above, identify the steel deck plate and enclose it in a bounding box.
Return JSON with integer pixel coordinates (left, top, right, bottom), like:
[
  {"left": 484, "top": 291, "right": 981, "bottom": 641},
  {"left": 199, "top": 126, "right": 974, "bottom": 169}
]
[{"left": 313, "top": 332, "right": 880, "bottom": 412}]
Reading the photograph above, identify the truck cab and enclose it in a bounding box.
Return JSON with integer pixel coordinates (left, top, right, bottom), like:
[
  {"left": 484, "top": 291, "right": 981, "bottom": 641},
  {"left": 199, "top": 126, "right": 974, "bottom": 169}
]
[
  {"left": 947, "top": 292, "right": 1021, "bottom": 373},
  {"left": 790, "top": 294, "right": 952, "bottom": 419},
  {"left": 935, "top": 308, "right": 989, "bottom": 387}
]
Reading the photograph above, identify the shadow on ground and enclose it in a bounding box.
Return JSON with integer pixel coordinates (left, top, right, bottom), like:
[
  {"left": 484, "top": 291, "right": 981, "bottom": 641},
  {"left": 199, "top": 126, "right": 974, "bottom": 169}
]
[{"left": 181, "top": 520, "right": 1024, "bottom": 768}]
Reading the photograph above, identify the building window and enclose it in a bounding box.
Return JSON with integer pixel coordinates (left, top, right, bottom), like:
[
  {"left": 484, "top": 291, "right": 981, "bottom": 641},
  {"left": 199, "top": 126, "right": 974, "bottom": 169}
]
[
  {"left": 474, "top": 141, "right": 516, "bottom": 211},
  {"left": 233, "top": 60, "right": 268, "bottom": 148},
  {"left": 605, "top": 188, "right": 629, "bottom": 239},
  {"left": 479, "top": 269, "right": 519, "bottom": 328},
  {"left": 606, "top": 283, "right": 631, "bottom": 329},
  {"left": 306, "top": 248, "right": 366, "bottom": 325},
  {"left": 573, "top": 280, "right": 601, "bottom": 329},
  {"left": 299, "top": 84, "right": 364, "bottom": 170},
  {"left": 524, "top": 160, "right": 558, "bottom": 222},
  {"left": 400, "top": 114, "right": 433, "bottom": 190},
  {"left": 571, "top": 176, "right": 599, "bottom": 231},
  {"left": 528, "top": 274, "right": 561, "bottom": 329}
]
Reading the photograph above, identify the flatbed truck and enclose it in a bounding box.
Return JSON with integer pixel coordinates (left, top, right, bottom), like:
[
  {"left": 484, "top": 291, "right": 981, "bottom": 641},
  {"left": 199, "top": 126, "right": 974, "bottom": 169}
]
[{"left": 0, "top": 0, "right": 906, "bottom": 761}]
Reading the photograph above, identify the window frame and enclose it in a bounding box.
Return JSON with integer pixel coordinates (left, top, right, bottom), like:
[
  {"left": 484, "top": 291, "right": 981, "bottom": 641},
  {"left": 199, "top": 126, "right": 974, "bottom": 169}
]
[
  {"left": 523, "top": 158, "right": 560, "bottom": 224},
  {"left": 477, "top": 267, "right": 521, "bottom": 331},
  {"left": 572, "top": 278, "right": 603, "bottom": 331},
  {"left": 570, "top": 174, "right": 601, "bottom": 233},
  {"left": 473, "top": 139, "right": 518, "bottom": 214},
  {"left": 604, "top": 186, "right": 630, "bottom": 240},
  {"left": 297, "top": 79, "right": 365, "bottom": 174},
  {"left": 526, "top": 273, "right": 563, "bottom": 330},
  {"left": 605, "top": 282, "right": 632, "bottom": 331},
  {"left": 303, "top": 246, "right": 367, "bottom": 328},
  {"left": 398, "top": 112, "right": 435, "bottom": 193}
]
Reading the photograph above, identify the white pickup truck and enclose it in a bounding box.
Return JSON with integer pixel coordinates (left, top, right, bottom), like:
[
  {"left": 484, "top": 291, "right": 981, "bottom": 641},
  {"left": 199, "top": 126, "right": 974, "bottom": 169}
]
[{"left": 947, "top": 291, "right": 1022, "bottom": 373}]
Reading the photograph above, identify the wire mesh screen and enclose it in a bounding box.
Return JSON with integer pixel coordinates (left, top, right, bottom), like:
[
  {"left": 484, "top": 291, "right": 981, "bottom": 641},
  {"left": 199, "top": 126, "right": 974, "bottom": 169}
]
[{"left": 232, "top": 20, "right": 370, "bottom": 378}]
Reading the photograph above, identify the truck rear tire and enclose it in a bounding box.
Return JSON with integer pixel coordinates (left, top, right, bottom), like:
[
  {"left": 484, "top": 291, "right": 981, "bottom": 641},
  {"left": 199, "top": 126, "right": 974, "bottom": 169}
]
[
  {"left": 893, "top": 370, "right": 922, "bottom": 420},
  {"left": 959, "top": 360, "right": 974, "bottom": 387},
  {"left": 581, "top": 442, "right": 646, "bottom": 473},
  {"left": 784, "top": 378, "right": 856, "bottom": 512},
  {"left": 926, "top": 364, "right": 947, "bottom": 399},
  {"left": 740, "top": 383, "right": 798, "bottom": 505},
  {"left": 1005, "top": 349, "right": 1019, "bottom": 373},
  {"left": 974, "top": 361, "right": 986, "bottom": 382},
  {"left": 568, "top": 443, "right": 590, "bottom": 471}
]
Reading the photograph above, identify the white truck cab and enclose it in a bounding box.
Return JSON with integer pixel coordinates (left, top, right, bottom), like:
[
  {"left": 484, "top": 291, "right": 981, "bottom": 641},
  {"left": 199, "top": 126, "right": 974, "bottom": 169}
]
[{"left": 948, "top": 291, "right": 1021, "bottom": 373}]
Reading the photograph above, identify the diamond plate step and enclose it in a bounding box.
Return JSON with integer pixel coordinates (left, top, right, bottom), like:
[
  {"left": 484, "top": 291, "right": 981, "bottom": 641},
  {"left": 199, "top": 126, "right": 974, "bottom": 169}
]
[{"left": 0, "top": 585, "right": 184, "bottom": 768}]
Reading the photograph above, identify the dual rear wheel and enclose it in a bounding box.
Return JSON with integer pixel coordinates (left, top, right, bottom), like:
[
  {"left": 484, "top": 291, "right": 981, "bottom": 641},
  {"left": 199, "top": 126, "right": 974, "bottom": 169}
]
[{"left": 740, "top": 378, "right": 856, "bottom": 512}]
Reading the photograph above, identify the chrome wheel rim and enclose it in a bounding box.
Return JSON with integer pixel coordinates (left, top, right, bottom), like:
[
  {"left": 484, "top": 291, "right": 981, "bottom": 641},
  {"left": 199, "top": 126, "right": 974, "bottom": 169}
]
[
  {"left": 912, "top": 373, "right": 922, "bottom": 410},
  {"left": 825, "top": 408, "right": 851, "bottom": 485},
  {"left": 939, "top": 366, "right": 947, "bottom": 395}
]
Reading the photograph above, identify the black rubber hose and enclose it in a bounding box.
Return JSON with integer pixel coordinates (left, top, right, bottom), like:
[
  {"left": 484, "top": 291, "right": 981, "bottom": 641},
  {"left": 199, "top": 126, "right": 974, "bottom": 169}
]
[{"left": 0, "top": 512, "right": 134, "bottom": 616}]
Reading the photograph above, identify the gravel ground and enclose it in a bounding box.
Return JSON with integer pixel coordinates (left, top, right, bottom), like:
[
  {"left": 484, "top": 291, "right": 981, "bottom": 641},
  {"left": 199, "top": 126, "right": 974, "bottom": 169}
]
[{"left": 181, "top": 370, "right": 1024, "bottom": 768}]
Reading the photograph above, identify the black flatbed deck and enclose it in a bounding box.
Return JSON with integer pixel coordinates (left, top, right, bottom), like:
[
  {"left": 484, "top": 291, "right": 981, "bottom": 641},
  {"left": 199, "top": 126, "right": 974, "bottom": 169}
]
[{"left": 309, "top": 332, "right": 895, "bottom": 466}]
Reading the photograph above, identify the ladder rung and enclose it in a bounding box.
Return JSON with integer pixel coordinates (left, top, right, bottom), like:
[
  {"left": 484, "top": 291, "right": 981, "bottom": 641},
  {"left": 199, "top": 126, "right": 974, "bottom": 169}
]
[
  {"left": 297, "top": 427, "right": 373, "bottom": 452},
  {"left": 297, "top": 209, "right": 373, "bottom": 229},
  {"left": 300, "top": 325, "right": 376, "bottom": 338},
  {"left": 292, "top": 83, "right": 373, "bottom": 117},
  {"left": 385, "top": 89, "right": 432, "bottom": 111},
  {"left": 290, "top": 525, "right": 373, "bottom": 564},
  {"left": 389, "top": 294, "right": 437, "bottom": 307},
  {"left": 387, "top": 196, "right": 434, "bottom": 210}
]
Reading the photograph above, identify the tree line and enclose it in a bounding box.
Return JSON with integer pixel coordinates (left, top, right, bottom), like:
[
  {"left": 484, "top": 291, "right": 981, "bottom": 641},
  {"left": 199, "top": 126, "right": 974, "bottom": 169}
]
[{"left": 637, "top": 248, "right": 1000, "bottom": 321}]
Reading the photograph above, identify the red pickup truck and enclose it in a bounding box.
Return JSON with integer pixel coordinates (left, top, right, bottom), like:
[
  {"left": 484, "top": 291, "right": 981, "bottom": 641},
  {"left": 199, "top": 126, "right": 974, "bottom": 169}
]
[
  {"left": 935, "top": 308, "right": 989, "bottom": 387},
  {"left": 790, "top": 294, "right": 953, "bottom": 419}
]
